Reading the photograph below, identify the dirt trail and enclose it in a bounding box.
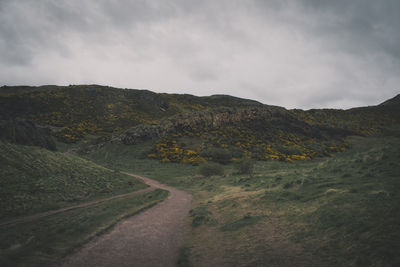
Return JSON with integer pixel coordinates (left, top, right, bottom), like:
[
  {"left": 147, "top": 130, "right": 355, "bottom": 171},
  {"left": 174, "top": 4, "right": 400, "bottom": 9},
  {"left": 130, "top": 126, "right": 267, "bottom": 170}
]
[
  {"left": 0, "top": 187, "right": 155, "bottom": 228},
  {"left": 59, "top": 173, "right": 192, "bottom": 267}
]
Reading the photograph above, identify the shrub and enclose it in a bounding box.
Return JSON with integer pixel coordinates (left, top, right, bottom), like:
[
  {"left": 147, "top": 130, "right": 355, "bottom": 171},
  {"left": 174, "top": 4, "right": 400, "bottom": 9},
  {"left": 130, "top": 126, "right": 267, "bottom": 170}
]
[
  {"left": 198, "top": 162, "right": 224, "bottom": 177},
  {"left": 189, "top": 205, "right": 216, "bottom": 226},
  {"left": 283, "top": 182, "right": 293, "bottom": 189},
  {"left": 200, "top": 148, "right": 232, "bottom": 164},
  {"left": 220, "top": 215, "right": 264, "bottom": 232},
  {"left": 235, "top": 158, "right": 255, "bottom": 176},
  {"left": 229, "top": 147, "right": 244, "bottom": 158}
]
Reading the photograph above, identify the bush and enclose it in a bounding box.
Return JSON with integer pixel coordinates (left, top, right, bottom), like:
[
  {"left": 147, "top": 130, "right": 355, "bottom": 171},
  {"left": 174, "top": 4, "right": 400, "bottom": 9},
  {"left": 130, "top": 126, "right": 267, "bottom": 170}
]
[
  {"left": 198, "top": 162, "right": 224, "bottom": 177},
  {"left": 229, "top": 147, "right": 244, "bottom": 158},
  {"left": 189, "top": 205, "right": 216, "bottom": 226},
  {"left": 200, "top": 148, "right": 232, "bottom": 164},
  {"left": 235, "top": 158, "right": 255, "bottom": 176},
  {"left": 220, "top": 215, "right": 264, "bottom": 232}
]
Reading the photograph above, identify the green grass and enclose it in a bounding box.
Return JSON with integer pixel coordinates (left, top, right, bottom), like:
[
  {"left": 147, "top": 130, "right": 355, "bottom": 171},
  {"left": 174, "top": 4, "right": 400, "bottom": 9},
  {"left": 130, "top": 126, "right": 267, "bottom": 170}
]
[
  {"left": 253, "top": 136, "right": 400, "bottom": 266},
  {"left": 90, "top": 136, "right": 400, "bottom": 266},
  {"left": 189, "top": 205, "right": 217, "bottom": 227},
  {"left": 285, "top": 137, "right": 400, "bottom": 266},
  {"left": 84, "top": 141, "right": 198, "bottom": 187},
  {"left": 0, "top": 142, "right": 147, "bottom": 219},
  {"left": 220, "top": 214, "right": 265, "bottom": 232},
  {"left": 0, "top": 141, "right": 171, "bottom": 266},
  {"left": 0, "top": 189, "right": 169, "bottom": 267}
]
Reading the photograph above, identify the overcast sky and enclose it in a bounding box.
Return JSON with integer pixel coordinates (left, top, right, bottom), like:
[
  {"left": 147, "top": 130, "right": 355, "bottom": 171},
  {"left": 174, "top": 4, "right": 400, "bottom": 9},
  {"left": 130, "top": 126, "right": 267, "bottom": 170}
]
[{"left": 1, "top": 0, "right": 399, "bottom": 109}]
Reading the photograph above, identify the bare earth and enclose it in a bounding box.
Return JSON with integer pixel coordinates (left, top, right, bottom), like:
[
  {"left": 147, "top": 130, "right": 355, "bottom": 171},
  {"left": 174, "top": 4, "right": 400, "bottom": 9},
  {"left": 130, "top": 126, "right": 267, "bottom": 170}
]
[{"left": 59, "top": 173, "right": 192, "bottom": 267}]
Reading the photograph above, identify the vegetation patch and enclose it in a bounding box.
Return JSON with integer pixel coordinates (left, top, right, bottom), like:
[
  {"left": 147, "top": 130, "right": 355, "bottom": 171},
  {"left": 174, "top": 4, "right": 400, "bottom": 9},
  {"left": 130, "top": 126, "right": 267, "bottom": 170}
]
[
  {"left": 220, "top": 214, "right": 265, "bottom": 232},
  {"left": 145, "top": 126, "right": 351, "bottom": 164},
  {"left": 189, "top": 205, "right": 217, "bottom": 227},
  {"left": 234, "top": 158, "right": 255, "bottom": 175},
  {"left": 198, "top": 162, "right": 224, "bottom": 178},
  {"left": 0, "top": 142, "right": 147, "bottom": 219},
  {"left": 128, "top": 136, "right": 400, "bottom": 266}
]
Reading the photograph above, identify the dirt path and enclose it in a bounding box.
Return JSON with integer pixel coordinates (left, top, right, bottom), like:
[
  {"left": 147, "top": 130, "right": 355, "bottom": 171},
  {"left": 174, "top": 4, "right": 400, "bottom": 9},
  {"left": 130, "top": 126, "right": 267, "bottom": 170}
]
[
  {"left": 59, "top": 173, "right": 192, "bottom": 267},
  {"left": 0, "top": 187, "right": 155, "bottom": 228}
]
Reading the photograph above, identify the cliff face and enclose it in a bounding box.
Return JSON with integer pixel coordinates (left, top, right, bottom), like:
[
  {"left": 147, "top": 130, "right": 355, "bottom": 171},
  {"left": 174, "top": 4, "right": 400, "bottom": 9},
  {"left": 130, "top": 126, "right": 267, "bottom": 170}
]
[
  {"left": 115, "top": 105, "right": 354, "bottom": 146},
  {"left": 116, "top": 106, "right": 287, "bottom": 144}
]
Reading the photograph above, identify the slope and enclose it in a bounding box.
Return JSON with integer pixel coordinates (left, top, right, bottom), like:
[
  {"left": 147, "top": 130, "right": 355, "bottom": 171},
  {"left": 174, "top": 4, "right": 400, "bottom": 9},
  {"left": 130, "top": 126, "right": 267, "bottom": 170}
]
[
  {"left": 0, "top": 141, "right": 147, "bottom": 220},
  {"left": 122, "top": 135, "right": 400, "bottom": 266},
  {"left": 1, "top": 85, "right": 399, "bottom": 164},
  {"left": 0, "top": 141, "right": 170, "bottom": 267},
  {"left": 0, "top": 85, "right": 261, "bottom": 143}
]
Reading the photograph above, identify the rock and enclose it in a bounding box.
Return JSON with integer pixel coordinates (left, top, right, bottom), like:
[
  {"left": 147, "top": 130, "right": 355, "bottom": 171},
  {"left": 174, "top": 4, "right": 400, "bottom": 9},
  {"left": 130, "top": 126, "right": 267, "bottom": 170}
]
[{"left": 115, "top": 106, "right": 288, "bottom": 144}]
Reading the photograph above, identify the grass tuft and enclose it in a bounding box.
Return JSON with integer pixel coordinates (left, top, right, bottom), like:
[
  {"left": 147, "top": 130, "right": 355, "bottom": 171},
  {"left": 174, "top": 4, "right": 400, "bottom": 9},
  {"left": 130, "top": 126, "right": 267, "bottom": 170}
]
[{"left": 220, "top": 215, "right": 265, "bottom": 232}]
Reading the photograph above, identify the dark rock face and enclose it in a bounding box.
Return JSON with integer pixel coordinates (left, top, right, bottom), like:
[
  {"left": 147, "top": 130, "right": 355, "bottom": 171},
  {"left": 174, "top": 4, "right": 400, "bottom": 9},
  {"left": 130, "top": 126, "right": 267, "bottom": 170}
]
[
  {"left": 116, "top": 106, "right": 290, "bottom": 144},
  {"left": 0, "top": 119, "right": 56, "bottom": 150},
  {"left": 115, "top": 105, "right": 356, "bottom": 146}
]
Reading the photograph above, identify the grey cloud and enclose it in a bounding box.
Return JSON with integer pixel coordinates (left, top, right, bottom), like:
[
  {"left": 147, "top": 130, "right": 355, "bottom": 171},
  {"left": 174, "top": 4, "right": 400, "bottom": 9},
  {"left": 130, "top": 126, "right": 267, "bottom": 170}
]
[
  {"left": 0, "top": 0, "right": 399, "bottom": 109},
  {"left": 298, "top": 0, "right": 400, "bottom": 58}
]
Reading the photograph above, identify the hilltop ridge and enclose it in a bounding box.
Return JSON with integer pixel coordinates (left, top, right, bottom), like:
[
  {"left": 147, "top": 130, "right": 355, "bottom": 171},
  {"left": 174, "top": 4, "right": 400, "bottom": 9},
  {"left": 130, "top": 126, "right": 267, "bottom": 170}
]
[
  {"left": 0, "top": 85, "right": 399, "bottom": 163},
  {"left": 379, "top": 94, "right": 400, "bottom": 106}
]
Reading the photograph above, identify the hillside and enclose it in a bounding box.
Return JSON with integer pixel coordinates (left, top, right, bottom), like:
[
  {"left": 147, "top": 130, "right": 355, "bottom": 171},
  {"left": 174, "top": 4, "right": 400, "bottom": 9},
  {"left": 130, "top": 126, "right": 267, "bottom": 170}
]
[
  {"left": 0, "top": 141, "right": 147, "bottom": 220},
  {"left": 0, "top": 142, "right": 169, "bottom": 267},
  {"left": 0, "top": 119, "right": 56, "bottom": 150},
  {"left": 123, "top": 136, "right": 400, "bottom": 267},
  {"left": 0, "top": 85, "right": 261, "bottom": 143},
  {"left": 1, "top": 85, "right": 399, "bottom": 164},
  {"left": 1, "top": 85, "right": 399, "bottom": 266},
  {"left": 291, "top": 104, "right": 400, "bottom": 136},
  {"left": 379, "top": 94, "right": 400, "bottom": 106}
]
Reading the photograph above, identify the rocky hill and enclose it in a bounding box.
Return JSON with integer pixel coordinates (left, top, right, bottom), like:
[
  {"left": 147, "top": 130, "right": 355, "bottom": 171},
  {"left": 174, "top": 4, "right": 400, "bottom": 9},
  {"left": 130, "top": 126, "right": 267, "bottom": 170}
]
[
  {"left": 0, "top": 85, "right": 262, "bottom": 142},
  {"left": 0, "top": 85, "right": 398, "bottom": 163}
]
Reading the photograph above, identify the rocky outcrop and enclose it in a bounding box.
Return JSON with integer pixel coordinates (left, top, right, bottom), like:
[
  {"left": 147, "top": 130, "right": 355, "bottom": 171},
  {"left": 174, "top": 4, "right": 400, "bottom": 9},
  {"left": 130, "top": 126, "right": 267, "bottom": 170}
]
[
  {"left": 0, "top": 119, "right": 56, "bottom": 150},
  {"left": 115, "top": 106, "right": 289, "bottom": 145},
  {"left": 114, "top": 104, "right": 357, "bottom": 146}
]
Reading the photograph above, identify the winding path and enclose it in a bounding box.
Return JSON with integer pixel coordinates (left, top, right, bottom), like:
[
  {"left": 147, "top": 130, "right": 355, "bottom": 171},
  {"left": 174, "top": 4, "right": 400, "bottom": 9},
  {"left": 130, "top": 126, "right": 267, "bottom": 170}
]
[{"left": 59, "top": 173, "right": 192, "bottom": 267}]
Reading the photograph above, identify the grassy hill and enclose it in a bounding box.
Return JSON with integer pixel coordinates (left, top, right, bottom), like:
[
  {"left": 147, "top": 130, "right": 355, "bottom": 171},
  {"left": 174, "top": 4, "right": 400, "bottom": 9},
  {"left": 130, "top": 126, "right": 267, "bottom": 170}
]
[
  {"left": 0, "top": 141, "right": 169, "bottom": 266},
  {"left": 0, "top": 141, "right": 147, "bottom": 220},
  {"left": 2, "top": 85, "right": 398, "bottom": 166},
  {"left": 291, "top": 104, "right": 400, "bottom": 136}
]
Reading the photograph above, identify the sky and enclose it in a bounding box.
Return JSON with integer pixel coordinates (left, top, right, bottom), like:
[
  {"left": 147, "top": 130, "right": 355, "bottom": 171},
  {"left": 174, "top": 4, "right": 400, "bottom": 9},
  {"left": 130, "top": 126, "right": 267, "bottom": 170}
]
[{"left": 1, "top": 0, "right": 399, "bottom": 109}]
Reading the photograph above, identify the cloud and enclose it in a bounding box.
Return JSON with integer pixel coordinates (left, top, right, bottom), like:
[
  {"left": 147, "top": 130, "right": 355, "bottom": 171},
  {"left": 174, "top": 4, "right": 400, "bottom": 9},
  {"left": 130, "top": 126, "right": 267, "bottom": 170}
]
[{"left": 0, "top": 0, "right": 399, "bottom": 109}]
